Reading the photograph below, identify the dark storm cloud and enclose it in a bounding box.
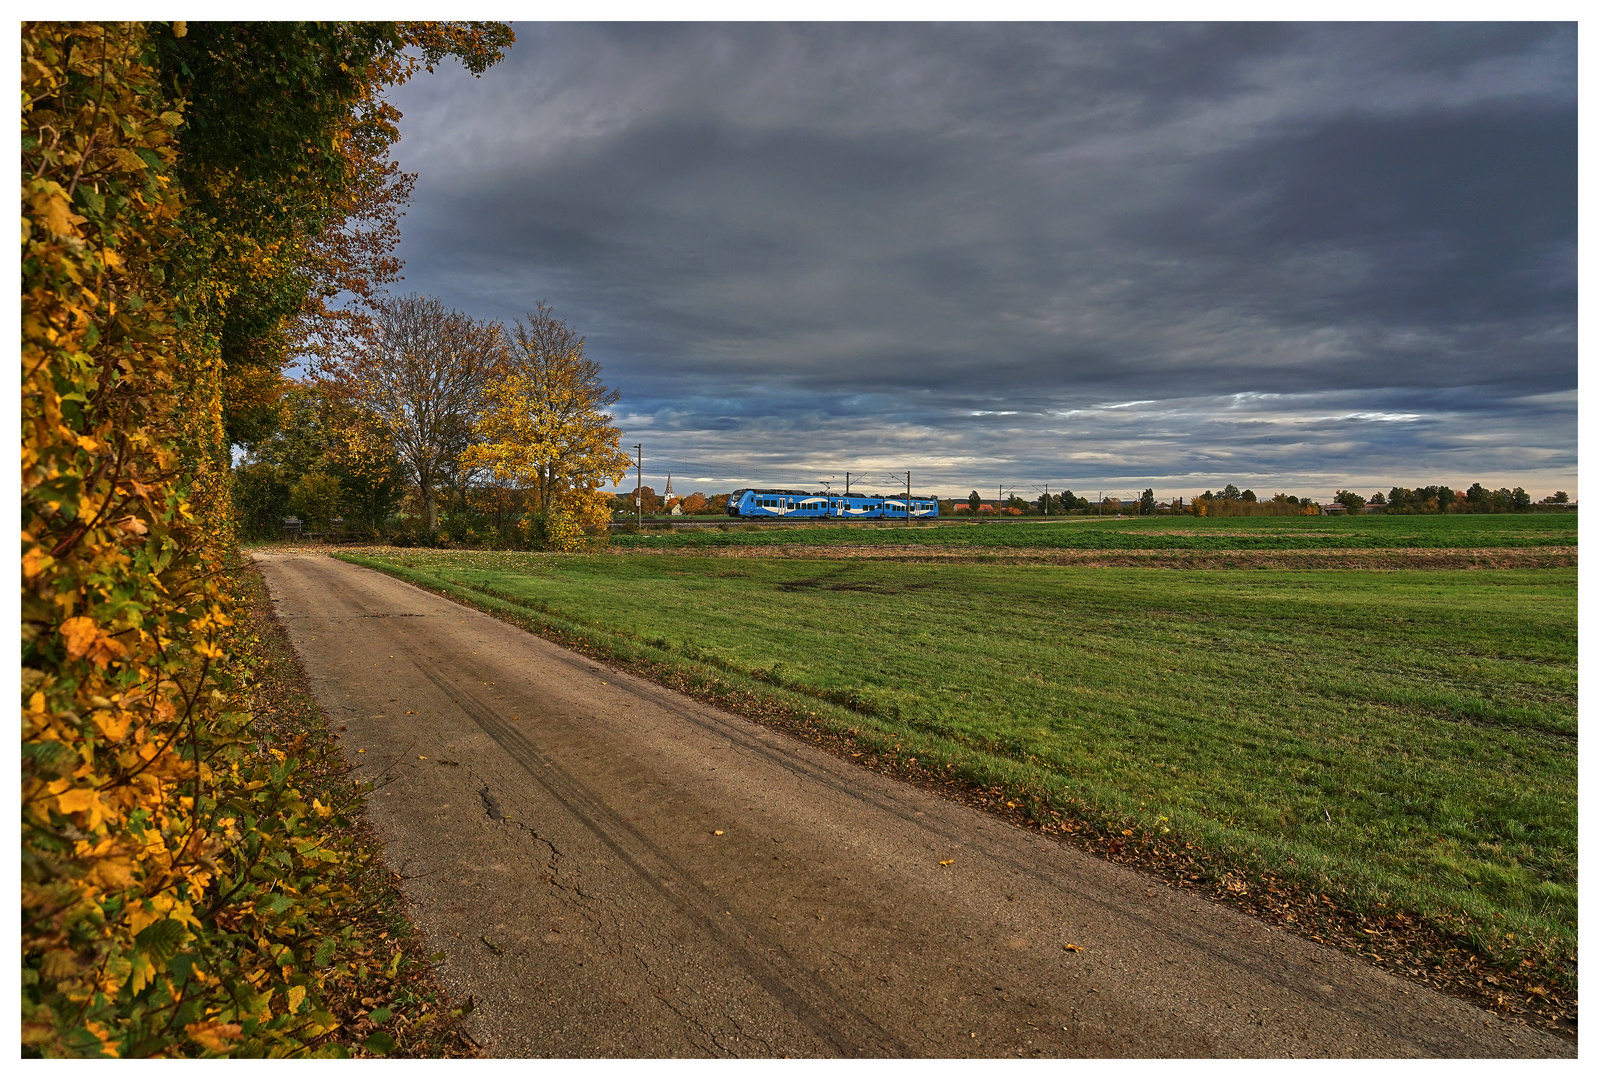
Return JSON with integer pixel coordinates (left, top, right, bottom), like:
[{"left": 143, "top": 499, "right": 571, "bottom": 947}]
[{"left": 384, "top": 22, "right": 1576, "bottom": 497}]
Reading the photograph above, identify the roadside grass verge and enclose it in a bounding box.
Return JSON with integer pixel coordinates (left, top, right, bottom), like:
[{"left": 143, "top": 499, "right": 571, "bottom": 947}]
[
  {"left": 236, "top": 560, "right": 479, "bottom": 1058},
  {"left": 336, "top": 548, "right": 1576, "bottom": 1032},
  {"left": 607, "top": 512, "right": 1576, "bottom": 552}
]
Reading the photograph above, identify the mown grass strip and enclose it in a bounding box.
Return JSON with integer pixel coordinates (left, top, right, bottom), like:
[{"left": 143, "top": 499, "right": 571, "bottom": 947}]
[{"left": 337, "top": 548, "right": 1576, "bottom": 1034}]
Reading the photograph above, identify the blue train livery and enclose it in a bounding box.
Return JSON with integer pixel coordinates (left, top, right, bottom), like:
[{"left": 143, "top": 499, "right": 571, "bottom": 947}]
[{"left": 727, "top": 488, "right": 939, "bottom": 519}]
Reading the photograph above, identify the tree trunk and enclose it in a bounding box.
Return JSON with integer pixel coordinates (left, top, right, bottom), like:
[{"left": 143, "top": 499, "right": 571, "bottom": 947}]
[{"left": 420, "top": 474, "right": 438, "bottom": 532}]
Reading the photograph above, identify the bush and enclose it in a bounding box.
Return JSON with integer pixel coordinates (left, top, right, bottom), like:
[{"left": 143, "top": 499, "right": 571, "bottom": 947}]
[
  {"left": 288, "top": 471, "right": 343, "bottom": 530},
  {"left": 232, "top": 462, "right": 293, "bottom": 539}
]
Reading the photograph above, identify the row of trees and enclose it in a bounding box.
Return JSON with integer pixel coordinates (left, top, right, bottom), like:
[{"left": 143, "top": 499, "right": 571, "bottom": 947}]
[
  {"left": 943, "top": 480, "right": 1571, "bottom": 519},
  {"left": 23, "top": 20, "right": 516, "bottom": 1056},
  {"left": 232, "top": 298, "right": 632, "bottom": 549},
  {"left": 1332, "top": 485, "right": 1564, "bottom": 514},
  {"left": 958, "top": 486, "right": 1312, "bottom": 517}
]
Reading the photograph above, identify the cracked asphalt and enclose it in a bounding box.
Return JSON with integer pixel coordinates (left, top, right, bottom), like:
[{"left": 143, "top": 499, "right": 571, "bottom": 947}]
[{"left": 253, "top": 551, "right": 1572, "bottom": 1059}]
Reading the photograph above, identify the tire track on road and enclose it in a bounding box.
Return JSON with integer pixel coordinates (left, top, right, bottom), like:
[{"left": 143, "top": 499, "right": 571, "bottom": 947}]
[{"left": 390, "top": 631, "right": 910, "bottom": 1057}]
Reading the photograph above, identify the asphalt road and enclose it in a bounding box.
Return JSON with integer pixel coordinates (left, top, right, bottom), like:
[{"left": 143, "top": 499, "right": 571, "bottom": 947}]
[{"left": 253, "top": 551, "right": 1570, "bottom": 1058}]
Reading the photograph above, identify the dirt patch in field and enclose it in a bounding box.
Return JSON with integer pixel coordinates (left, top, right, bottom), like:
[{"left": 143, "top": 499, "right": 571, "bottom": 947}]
[{"left": 646, "top": 545, "right": 1576, "bottom": 570}]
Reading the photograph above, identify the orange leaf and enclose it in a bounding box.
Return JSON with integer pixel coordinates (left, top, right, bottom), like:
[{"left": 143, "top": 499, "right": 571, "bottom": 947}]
[
  {"left": 60, "top": 615, "right": 98, "bottom": 659},
  {"left": 185, "top": 1021, "right": 242, "bottom": 1053}
]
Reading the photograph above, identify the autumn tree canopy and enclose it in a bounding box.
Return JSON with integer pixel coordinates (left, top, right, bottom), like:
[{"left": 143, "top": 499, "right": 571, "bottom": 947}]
[
  {"left": 22, "top": 20, "right": 511, "bottom": 1057},
  {"left": 462, "top": 305, "right": 632, "bottom": 550},
  {"left": 347, "top": 294, "right": 504, "bottom": 531}
]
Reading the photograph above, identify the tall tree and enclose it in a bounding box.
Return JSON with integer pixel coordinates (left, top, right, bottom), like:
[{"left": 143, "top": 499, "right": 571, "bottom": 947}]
[
  {"left": 349, "top": 294, "right": 501, "bottom": 531},
  {"left": 155, "top": 22, "right": 515, "bottom": 452},
  {"left": 462, "top": 306, "right": 631, "bottom": 549}
]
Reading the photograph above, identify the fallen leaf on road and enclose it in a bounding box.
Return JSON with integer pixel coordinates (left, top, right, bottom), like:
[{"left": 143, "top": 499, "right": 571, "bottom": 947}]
[
  {"left": 480, "top": 936, "right": 503, "bottom": 955},
  {"left": 939, "top": 859, "right": 955, "bottom": 866},
  {"left": 713, "top": 830, "right": 724, "bottom": 836},
  {"left": 418, "top": 755, "right": 427, "bottom": 760},
  {"left": 406, "top": 710, "right": 415, "bottom": 715},
  {"left": 357, "top": 749, "right": 366, "bottom": 754},
  {"left": 1063, "top": 943, "right": 1084, "bottom": 952}
]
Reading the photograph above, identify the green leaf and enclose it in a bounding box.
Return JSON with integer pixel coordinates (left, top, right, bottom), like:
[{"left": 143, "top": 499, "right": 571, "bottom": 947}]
[
  {"left": 133, "top": 918, "right": 188, "bottom": 963},
  {"left": 258, "top": 891, "right": 294, "bottom": 915},
  {"left": 364, "top": 1030, "right": 396, "bottom": 1055}
]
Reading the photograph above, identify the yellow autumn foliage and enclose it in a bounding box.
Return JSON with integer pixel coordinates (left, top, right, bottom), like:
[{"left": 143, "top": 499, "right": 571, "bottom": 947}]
[
  {"left": 22, "top": 20, "right": 512, "bottom": 1058},
  {"left": 462, "top": 325, "right": 632, "bottom": 551}
]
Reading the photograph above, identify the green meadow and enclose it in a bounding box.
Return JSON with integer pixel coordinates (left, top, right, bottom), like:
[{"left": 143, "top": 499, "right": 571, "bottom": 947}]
[{"left": 341, "top": 531, "right": 1576, "bottom": 976}]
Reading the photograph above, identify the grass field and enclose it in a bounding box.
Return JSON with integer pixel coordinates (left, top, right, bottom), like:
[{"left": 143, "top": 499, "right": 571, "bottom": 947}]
[
  {"left": 337, "top": 517, "right": 1576, "bottom": 1001},
  {"left": 608, "top": 511, "right": 1577, "bottom": 551}
]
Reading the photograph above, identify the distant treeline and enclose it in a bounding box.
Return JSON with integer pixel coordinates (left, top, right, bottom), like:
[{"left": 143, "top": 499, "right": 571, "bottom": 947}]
[
  {"left": 1337, "top": 484, "right": 1570, "bottom": 514},
  {"left": 953, "top": 481, "right": 1574, "bottom": 518}
]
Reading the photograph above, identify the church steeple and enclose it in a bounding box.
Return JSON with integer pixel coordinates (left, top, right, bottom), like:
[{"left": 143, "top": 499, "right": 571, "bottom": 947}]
[{"left": 664, "top": 474, "right": 675, "bottom": 498}]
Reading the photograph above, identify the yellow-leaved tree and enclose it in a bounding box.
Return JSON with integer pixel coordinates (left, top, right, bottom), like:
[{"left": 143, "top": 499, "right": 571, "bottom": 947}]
[{"left": 462, "top": 305, "right": 631, "bottom": 550}]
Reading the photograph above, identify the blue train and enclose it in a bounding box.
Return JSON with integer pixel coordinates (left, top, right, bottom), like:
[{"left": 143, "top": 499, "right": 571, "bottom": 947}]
[{"left": 727, "top": 488, "right": 939, "bottom": 519}]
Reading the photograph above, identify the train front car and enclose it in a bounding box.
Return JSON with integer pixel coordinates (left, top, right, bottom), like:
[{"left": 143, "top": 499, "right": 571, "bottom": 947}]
[{"left": 732, "top": 489, "right": 824, "bottom": 518}]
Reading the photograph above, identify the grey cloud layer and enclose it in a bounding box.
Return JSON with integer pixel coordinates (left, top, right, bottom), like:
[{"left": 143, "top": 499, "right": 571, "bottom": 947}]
[{"left": 385, "top": 23, "right": 1576, "bottom": 496}]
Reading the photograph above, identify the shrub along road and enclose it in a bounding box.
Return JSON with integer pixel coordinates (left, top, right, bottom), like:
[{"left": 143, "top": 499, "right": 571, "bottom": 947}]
[{"left": 251, "top": 551, "right": 1568, "bottom": 1058}]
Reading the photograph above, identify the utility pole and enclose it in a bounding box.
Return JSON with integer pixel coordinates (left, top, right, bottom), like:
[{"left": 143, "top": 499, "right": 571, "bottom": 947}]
[
  {"left": 1044, "top": 483, "right": 1049, "bottom": 516},
  {"left": 845, "top": 472, "right": 851, "bottom": 496},
  {"left": 634, "top": 444, "right": 643, "bottom": 527},
  {"left": 906, "top": 470, "right": 912, "bottom": 526}
]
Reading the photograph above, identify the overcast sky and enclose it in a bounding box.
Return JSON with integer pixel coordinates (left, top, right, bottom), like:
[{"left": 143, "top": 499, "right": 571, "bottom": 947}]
[{"left": 384, "top": 22, "right": 1576, "bottom": 501}]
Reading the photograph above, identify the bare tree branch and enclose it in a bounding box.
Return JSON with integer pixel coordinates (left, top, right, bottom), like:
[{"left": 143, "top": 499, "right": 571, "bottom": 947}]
[{"left": 347, "top": 295, "right": 502, "bottom": 531}]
